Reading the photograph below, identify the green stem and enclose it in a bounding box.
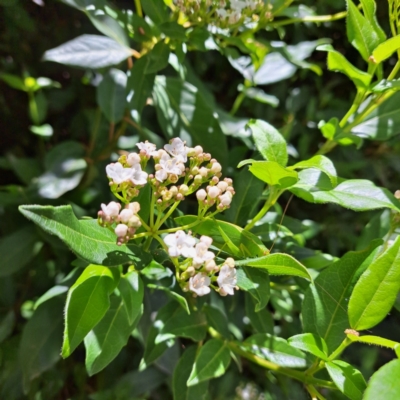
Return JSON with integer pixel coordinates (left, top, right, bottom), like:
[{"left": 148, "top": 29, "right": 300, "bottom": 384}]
[
  {"left": 244, "top": 187, "right": 282, "bottom": 231},
  {"left": 143, "top": 236, "right": 153, "bottom": 251},
  {"left": 328, "top": 337, "right": 352, "bottom": 361},
  {"left": 230, "top": 92, "right": 246, "bottom": 115},
  {"left": 156, "top": 201, "right": 181, "bottom": 230},
  {"left": 271, "top": 9, "right": 347, "bottom": 28},
  {"left": 306, "top": 385, "right": 327, "bottom": 400},
  {"left": 137, "top": 213, "right": 152, "bottom": 232},
  {"left": 157, "top": 219, "right": 203, "bottom": 234},
  {"left": 134, "top": 0, "right": 142, "bottom": 17},
  {"left": 149, "top": 189, "right": 156, "bottom": 228}
]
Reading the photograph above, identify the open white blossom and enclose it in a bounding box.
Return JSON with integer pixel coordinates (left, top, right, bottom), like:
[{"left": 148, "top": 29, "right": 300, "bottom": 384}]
[
  {"left": 136, "top": 141, "right": 157, "bottom": 156},
  {"left": 192, "top": 241, "right": 215, "bottom": 267},
  {"left": 164, "top": 230, "right": 196, "bottom": 257},
  {"left": 106, "top": 162, "right": 133, "bottom": 184},
  {"left": 217, "top": 265, "right": 237, "bottom": 295},
  {"left": 101, "top": 201, "right": 121, "bottom": 217},
  {"left": 164, "top": 137, "right": 190, "bottom": 162},
  {"left": 155, "top": 153, "right": 184, "bottom": 182},
  {"left": 130, "top": 164, "right": 148, "bottom": 185},
  {"left": 189, "top": 273, "right": 211, "bottom": 296}
]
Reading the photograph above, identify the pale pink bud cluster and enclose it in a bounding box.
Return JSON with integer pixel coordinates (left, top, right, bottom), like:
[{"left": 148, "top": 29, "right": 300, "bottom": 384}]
[{"left": 196, "top": 177, "right": 235, "bottom": 211}]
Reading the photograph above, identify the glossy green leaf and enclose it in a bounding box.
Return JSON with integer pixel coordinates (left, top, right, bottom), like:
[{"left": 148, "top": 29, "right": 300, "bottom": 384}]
[
  {"left": 34, "top": 285, "right": 68, "bottom": 309},
  {"left": 326, "top": 360, "right": 366, "bottom": 400},
  {"left": 84, "top": 293, "right": 139, "bottom": 376},
  {"left": 288, "top": 333, "right": 328, "bottom": 360},
  {"left": 0, "top": 226, "right": 40, "bottom": 277},
  {"left": 145, "top": 41, "right": 170, "bottom": 74},
  {"left": 359, "top": 0, "right": 386, "bottom": 42},
  {"left": 318, "top": 44, "right": 371, "bottom": 88},
  {"left": 153, "top": 76, "right": 228, "bottom": 167},
  {"left": 346, "top": 0, "right": 380, "bottom": 61},
  {"left": 239, "top": 86, "right": 279, "bottom": 107},
  {"left": 0, "top": 311, "right": 15, "bottom": 344},
  {"left": 187, "top": 339, "right": 231, "bottom": 386},
  {"left": 119, "top": 271, "right": 144, "bottom": 324},
  {"left": 43, "top": 34, "right": 132, "bottom": 69},
  {"left": 370, "top": 79, "right": 400, "bottom": 92},
  {"left": 243, "top": 333, "right": 307, "bottom": 368},
  {"left": 302, "top": 241, "right": 380, "bottom": 352},
  {"left": 350, "top": 92, "right": 400, "bottom": 140},
  {"left": 159, "top": 21, "right": 186, "bottom": 40},
  {"left": 147, "top": 284, "right": 190, "bottom": 314},
  {"left": 349, "top": 236, "right": 400, "bottom": 330},
  {"left": 248, "top": 119, "right": 288, "bottom": 166},
  {"left": 141, "top": 0, "right": 169, "bottom": 24},
  {"left": 203, "top": 304, "right": 231, "bottom": 339},
  {"left": 173, "top": 346, "right": 209, "bottom": 400},
  {"left": 245, "top": 294, "right": 274, "bottom": 334},
  {"left": 372, "top": 35, "right": 400, "bottom": 63},
  {"left": 96, "top": 69, "right": 127, "bottom": 124},
  {"left": 241, "top": 160, "right": 298, "bottom": 188},
  {"left": 236, "top": 267, "right": 270, "bottom": 312},
  {"left": 19, "top": 205, "right": 148, "bottom": 267},
  {"left": 19, "top": 298, "right": 64, "bottom": 389},
  {"left": 62, "top": 265, "right": 118, "bottom": 357},
  {"left": 290, "top": 155, "right": 337, "bottom": 186},
  {"left": 364, "top": 359, "right": 400, "bottom": 399},
  {"left": 236, "top": 253, "right": 312, "bottom": 281}
]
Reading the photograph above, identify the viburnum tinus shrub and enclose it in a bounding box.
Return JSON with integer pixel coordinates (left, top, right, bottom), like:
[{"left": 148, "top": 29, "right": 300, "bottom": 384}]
[{"left": 2, "top": 0, "right": 399, "bottom": 399}]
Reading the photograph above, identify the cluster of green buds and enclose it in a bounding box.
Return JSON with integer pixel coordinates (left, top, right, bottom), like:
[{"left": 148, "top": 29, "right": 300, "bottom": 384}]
[
  {"left": 97, "top": 137, "right": 235, "bottom": 245},
  {"left": 163, "top": 230, "right": 238, "bottom": 297}
]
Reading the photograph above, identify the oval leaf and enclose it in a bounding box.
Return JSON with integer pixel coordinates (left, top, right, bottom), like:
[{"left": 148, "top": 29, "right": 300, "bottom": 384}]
[{"left": 288, "top": 333, "right": 328, "bottom": 360}]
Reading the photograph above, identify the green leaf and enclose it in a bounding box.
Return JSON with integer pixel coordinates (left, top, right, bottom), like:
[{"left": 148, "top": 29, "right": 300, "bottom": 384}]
[
  {"left": 0, "top": 73, "right": 27, "bottom": 91},
  {"left": 43, "top": 34, "right": 132, "bottom": 69},
  {"left": 145, "top": 41, "right": 170, "bottom": 74},
  {"left": 243, "top": 333, "right": 307, "bottom": 368},
  {"left": 363, "top": 359, "right": 400, "bottom": 399},
  {"left": 238, "top": 86, "right": 279, "bottom": 107},
  {"left": 291, "top": 173, "right": 400, "bottom": 212},
  {"left": 346, "top": 0, "right": 380, "bottom": 61},
  {"left": 317, "top": 44, "right": 372, "bottom": 88},
  {"left": 0, "top": 226, "right": 40, "bottom": 277},
  {"left": 84, "top": 294, "right": 139, "bottom": 376},
  {"left": 350, "top": 92, "right": 400, "bottom": 140},
  {"left": 34, "top": 285, "right": 68, "bottom": 309},
  {"left": 0, "top": 311, "right": 15, "bottom": 344},
  {"left": 326, "top": 360, "right": 366, "bottom": 400},
  {"left": 347, "top": 333, "right": 400, "bottom": 351},
  {"left": 372, "top": 35, "right": 400, "bottom": 63},
  {"left": 248, "top": 119, "right": 288, "bottom": 166},
  {"left": 245, "top": 294, "right": 274, "bottom": 334},
  {"left": 173, "top": 346, "right": 209, "bottom": 400},
  {"left": 236, "top": 267, "right": 270, "bottom": 312},
  {"left": 187, "top": 339, "right": 231, "bottom": 386},
  {"left": 370, "top": 79, "right": 400, "bottom": 93},
  {"left": 153, "top": 76, "right": 228, "bottom": 167},
  {"left": 141, "top": 0, "right": 169, "bottom": 24},
  {"left": 359, "top": 0, "right": 386, "bottom": 43},
  {"left": 19, "top": 205, "right": 148, "bottom": 267},
  {"left": 159, "top": 21, "right": 187, "bottom": 40},
  {"left": 302, "top": 241, "right": 380, "bottom": 353},
  {"left": 119, "top": 271, "right": 144, "bottom": 324},
  {"left": 62, "top": 265, "right": 118, "bottom": 357},
  {"left": 290, "top": 155, "right": 337, "bottom": 186},
  {"left": 96, "top": 69, "right": 127, "bottom": 124},
  {"left": 236, "top": 253, "right": 312, "bottom": 281},
  {"left": 203, "top": 304, "right": 231, "bottom": 339},
  {"left": 147, "top": 284, "right": 190, "bottom": 314},
  {"left": 18, "top": 298, "right": 64, "bottom": 390},
  {"left": 349, "top": 236, "right": 400, "bottom": 330},
  {"left": 288, "top": 333, "right": 328, "bottom": 360}
]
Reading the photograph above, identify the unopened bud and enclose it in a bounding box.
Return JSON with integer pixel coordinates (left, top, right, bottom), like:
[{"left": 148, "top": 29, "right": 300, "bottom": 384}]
[
  {"left": 199, "top": 167, "right": 208, "bottom": 177},
  {"left": 217, "top": 181, "right": 228, "bottom": 192},
  {"left": 207, "top": 186, "right": 221, "bottom": 199},
  {"left": 196, "top": 189, "right": 207, "bottom": 201},
  {"left": 211, "top": 162, "right": 222, "bottom": 173},
  {"left": 179, "top": 184, "right": 189, "bottom": 195},
  {"left": 225, "top": 257, "right": 235, "bottom": 268},
  {"left": 395, "top": 190, "right": 400, "bottom": 199},
  {"left": 119, "top": 209, "right": 133, "bottom": 223},
  {"left": 127, "top": 152, "right": 140, "bottom": 166},
  {"left": 115, "top": 224, "right": 128, "bottom": 238},
  {"left": 128, "top": 215, "right": 141, "bottom": 228},
  {"left": 194, "top": 145, "right": 203, "bottom": 155},
  {"left": 194, "top": 174, "right": 203, "bottom": 183},
  {"left": 126, "top": 202, "right": 140, "bottom": 214}
]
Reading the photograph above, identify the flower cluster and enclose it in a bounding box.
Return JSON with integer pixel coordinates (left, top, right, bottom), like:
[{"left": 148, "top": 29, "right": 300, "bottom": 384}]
[
  {"left": 98, "top": 137, "right": 235, "bottom": 244},
  {"left": 173, "top": 0, "right": 266, "bottom": 27},
  {"left": 163, "top": 230, "right": 238, "bottom": 297}
]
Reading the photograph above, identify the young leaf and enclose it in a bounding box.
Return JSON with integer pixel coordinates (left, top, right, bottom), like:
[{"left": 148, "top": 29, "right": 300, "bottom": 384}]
[
  {"left": 19, "top": 205, "right": 148, "bottom": 267},
  {"left": 372, "top": 35, "right": 400, "bottom": 63},
  {"left": 326, "top": 360, "right": 366, "bottom": 400},
  {"left": 359, "top": 0, "right": 386, "bottom": 42},
  {"left": 187, "top": 339, "right": 231, "bottom": 386},
  {"left": 62, "top": 265, "right": 118, "bottom": 357},
  {"left": 173, "top": 346, "right": 209, "bottom": 400},
  {"left": 84, "top": 294, "right": 140, "bottom": 376},
  {"left": 244, "top": 161, "right": 298, "bottom": 188},
  {"left": 236, "top": 253, "right": 312, "bottom": 281},
  {"left": 236, "top": 267, "right": 270, "bottom": 312},
  {"left": 346, "top": 0, "right": 380, "bottom": 61},
  {"left": 96, "top": 69, "right": 127, "bottom": 124},
  {"left": 141, "top": 0, "right": 169, "bottom": 24},
  {"left": 243, "top": 333, "right": 307, "bottom": 368},
  {"left": 363, "top": 359, "right": 400, "bottom": 399},
  {"left": 290, "top": 155, "right": 337, "bottom": 186},
  {"left": 370, "top": 79, "right": 400, "bottom": 93},
  {"left": 349, "top": 236, "right": 400, "bottom": 331},
  {"left": 119, "top": 271, "right": 144, "bottom": 324},
  {"left": 248, "top": 119, "right": 288, "bottom": 166},
  {"left": 18, "top": 297, "right": 64, "bottom": 390},
  {"left": 302, "top": 241, "right": 380, "bottom": 353},
  {"left": 288, "top": 333, "right": 328, "bottom": 360},
  {"left": 43, "top": 34, "right": 132, "bottom": 69}
]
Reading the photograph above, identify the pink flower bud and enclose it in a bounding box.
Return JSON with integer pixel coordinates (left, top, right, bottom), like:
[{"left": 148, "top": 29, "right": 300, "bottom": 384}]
[
  {"left": 207, "top": 186, "right": 221, "bottom": 199},
  {"left": 115, "top": 224, "right": 128, "bottom": 237},
  {"left": 199, "top": 167, "right": 208, "bottom": 177},
  {"left": 219, "top": 191, "right": 232, "bottom": 206},
  {"left": 126, "top": 202, "right": 140, "bottom": 214},
  {"left": 196, "top": 189, "right": 207, "bottom": 201},
  {"left": 217, "top": 181, "right": 228, "bottom": 192},
  {"left": 194, "top": 145, "right": 203, "bottom": 155},
  {"left": 119, "top": 209, "right": 134, "bottom": 223},
  {"left": 211, "top": 162, "right": 222, "bottom": 173},
  {"left": 127, "top": 152, "right": 140, "bottom": 166}
]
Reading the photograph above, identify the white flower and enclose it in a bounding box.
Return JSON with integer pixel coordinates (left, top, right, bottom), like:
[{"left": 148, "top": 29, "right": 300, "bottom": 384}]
[
  {"left": 101, "top": 201, "right": 121, "bottom": 217},
  {"left": 115, "top": 224, "right": 128, "bottom": 238},
  {"left": 155, "top": 153, "right": 184, "bottom": 182},
  {"left": 164, "top": 230, "right": 196, "bottom": 257},
  {"left": 193, "top": 241, "right": 215, "bottom": 267},
  {"left": 106, "top": 162, "right": 133, "bottom": 184},
  {"left": 200, "top": 235, "right": 213, "bottom": 247},
  {"left": 119, "top": 209, "right": 133, "bottom": 223},
  {"left": 217, "top": 265, "right": 237, "bottom": 295},
  {"left": 127, "top": 152, "right": 140, "bottom": 166},
  {"left": 230, "top": 0, "right": 247, "bottom": 12},
  {"left": 189, "top": 273, "right": 211, "bottom": 296},
  {"left": 130, "top": 164, "right": 148, "bottom": 185},
  {"left": 164, "top": 138, "right": 190, "bottom": 162},
  {"left": 219, "top": 191, "right": 232, "bottom": 206},
  {"left": 216, "top": 8, "right": 228, "bottom": 18},
  {"left": 136, "top": 141, "right": 157, "bottom": 156}
]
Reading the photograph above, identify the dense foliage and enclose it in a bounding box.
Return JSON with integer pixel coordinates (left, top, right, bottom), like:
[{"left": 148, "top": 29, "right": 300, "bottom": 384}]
[{"left": 1, "top": 0, "right": 400, "bottom": 399}]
